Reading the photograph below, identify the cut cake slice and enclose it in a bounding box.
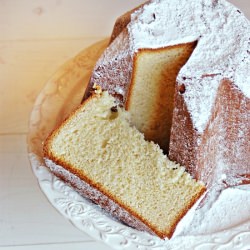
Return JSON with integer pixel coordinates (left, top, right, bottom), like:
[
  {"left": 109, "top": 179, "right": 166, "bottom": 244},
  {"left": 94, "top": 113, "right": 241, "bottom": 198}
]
[{"left": 43, "top": 90, "right": 205, "bottom": 239}]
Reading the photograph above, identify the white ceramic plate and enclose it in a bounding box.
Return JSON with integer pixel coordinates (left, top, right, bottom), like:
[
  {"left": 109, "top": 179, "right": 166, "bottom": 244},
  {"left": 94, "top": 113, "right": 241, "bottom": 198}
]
[{"left": 27, "top": 39, "right": 250, "bottom": 250}]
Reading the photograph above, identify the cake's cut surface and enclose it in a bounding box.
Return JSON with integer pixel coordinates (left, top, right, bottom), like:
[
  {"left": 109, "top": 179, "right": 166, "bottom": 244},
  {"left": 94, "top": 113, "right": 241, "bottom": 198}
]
[
  {"left": 44, "top": 91, "right": 205, "bottom": 239},
  {"left": 127, "top": 43, "right": 196, "bottom": 152}
]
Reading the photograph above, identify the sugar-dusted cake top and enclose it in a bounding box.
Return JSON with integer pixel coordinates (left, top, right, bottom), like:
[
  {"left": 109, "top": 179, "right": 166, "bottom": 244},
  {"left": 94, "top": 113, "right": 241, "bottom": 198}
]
[{"left": 128, "top": 0, "right": 250, "bottom": 132}]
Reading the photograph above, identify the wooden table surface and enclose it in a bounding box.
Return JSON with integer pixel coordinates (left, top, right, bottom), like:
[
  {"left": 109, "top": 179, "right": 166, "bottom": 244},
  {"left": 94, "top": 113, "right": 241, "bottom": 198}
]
[{"left": 0, "top": 0, "right": 249, "bottom": 249}]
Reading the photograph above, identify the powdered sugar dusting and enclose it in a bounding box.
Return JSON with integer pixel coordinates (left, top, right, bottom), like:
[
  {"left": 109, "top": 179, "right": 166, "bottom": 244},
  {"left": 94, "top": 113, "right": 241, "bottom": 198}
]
[
  {"left": 128, "top": 0, "right": 250, "bottom": 132},
  {"left": 176, "top": 185, "right": 250, "bottom": 236}
]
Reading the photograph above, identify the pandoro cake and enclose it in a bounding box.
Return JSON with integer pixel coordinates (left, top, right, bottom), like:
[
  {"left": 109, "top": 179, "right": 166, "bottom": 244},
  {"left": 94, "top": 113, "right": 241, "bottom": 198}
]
[
  {"left": 43, "top": 0, "right": 250, "bottom": 240},
  {"left": 84, "top": 0, "right": 250, "bottom": 188}
]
